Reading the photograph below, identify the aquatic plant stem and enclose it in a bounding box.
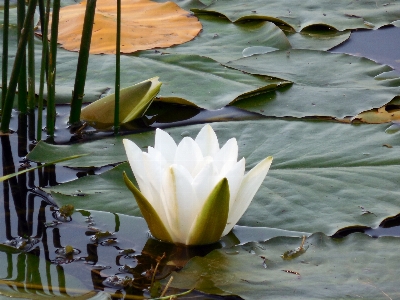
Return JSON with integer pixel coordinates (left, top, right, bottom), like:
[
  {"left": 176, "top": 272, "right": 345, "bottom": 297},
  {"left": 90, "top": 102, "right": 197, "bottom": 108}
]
[
  {"left": 17, "top": 0, "right": 27, "bottom": 113},
  {"left": 1, "top": 0, "right": 9, "bottom": 111},
  {"left": 46, "top": 0, "right": 61, "bottom": 137},
  {"left": 69, "top": 0, "right": 97, "bottom": 126},
  {"left": 28, "top": 13, "right": 35, "bottom": 111},
  {"left": 114, "top": 0, "right": 121, "bottom": 135},
  {"left": 0, "top": 0, "right": 38, "bottom": 133},
  {"left": 37, "top": 0, "right": 50, "bottom": 141}
]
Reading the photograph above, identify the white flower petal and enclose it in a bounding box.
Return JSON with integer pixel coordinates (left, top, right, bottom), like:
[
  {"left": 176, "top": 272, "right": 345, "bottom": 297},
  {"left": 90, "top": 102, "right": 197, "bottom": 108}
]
[
  {"left": 224, "top": 158, "right": 245, "bottom": 212},
  {"left": 162, "top": 165, "right": 196, "bottom": 244},
  {"left": 222, "top": 156, "right": 273, "bottom": 236},
  {"left": 174, "top": 137, "right": 203, "bottom": 176},
  {"left": 195, "top": 124, "right": 219, "bottom": 157},
  {"left": 124, "top": 140, "right": 173, "bottom": 241},
  {"left": 154, "top": 128, "right": 177, "bottom": 163},
  {"left": 213, "top": 138, "right": 238, "bottom": 174},
  {"left": 192, "top": 162, "right": 220, "bottom": 210},
  {"left": 141, "top": 152, "right": 170, "bottom": 225},
  {"left": 123, "top": 139, "right": 151, "bottom": 199}
]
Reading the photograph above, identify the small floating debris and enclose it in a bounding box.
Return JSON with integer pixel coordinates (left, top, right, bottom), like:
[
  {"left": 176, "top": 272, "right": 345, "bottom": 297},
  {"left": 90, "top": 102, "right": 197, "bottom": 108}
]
[{"left": 281, "top": 235, "right": 308, "bottom": 260}]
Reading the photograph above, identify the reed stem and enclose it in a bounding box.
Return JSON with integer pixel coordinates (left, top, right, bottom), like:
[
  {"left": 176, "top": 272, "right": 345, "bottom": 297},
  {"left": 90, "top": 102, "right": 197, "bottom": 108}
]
[
  {"left": 46, "top": 0, "right": 61, "bottom": 137},
  {"left": 1, "top": 0, "right": 9, "bottom": 111},
  {"left": 114, "top": 0, "right": 121, "bottom": 135},
  {"left": 17, "top": 0, "right": 27, "bottom": 113},
  {"left": 28, "top": 13, "right": 35, "bottom": 111},
  {"left": 0, "top": 0, "right": 38, "bottom": 133},
  {"left": 37, "top": 0, "right": 50, "bottom": 141},
  {"left": 69, "top": 0, "right": 97, "bottom": 126}
]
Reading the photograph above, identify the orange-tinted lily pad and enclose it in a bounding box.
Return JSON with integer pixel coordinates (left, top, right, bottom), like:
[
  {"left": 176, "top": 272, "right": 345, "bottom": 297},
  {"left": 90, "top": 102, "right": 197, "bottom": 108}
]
[
  {"left": 53, "top": 0, "right": 202, "bottom": 54},
  {"left": 352, "top": 106, "right": 400, "bottom": 124}
]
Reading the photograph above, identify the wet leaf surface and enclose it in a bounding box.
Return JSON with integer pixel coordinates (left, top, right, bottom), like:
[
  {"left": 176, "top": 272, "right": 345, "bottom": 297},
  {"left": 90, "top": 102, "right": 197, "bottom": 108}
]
[
  {"left": 228, "top": 49, "right": 400, "bottom": 118},
  {"left": 194, "top": 0, "right": 400, "bottom": 32},
  {"left": 34, "top": 119, "right": 400, "bottom": 234},
  {"left": 169, "top": 233, "right": 400, "bottom": 299},
  {"left": 160, "top": 14, "right": 290, "bottom": 63},
  {"left": 52, "top": 0, "right": 202, "bottom": 54}
]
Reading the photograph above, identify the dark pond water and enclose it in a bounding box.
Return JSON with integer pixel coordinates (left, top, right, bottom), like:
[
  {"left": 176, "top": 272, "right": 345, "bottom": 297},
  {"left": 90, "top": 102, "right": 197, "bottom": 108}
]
[
  {"left": 331, "top": 25, "right": 400, "bottom": 72},
  {"left": 2, "top": 25, "right": 400, "bottom": 299}
]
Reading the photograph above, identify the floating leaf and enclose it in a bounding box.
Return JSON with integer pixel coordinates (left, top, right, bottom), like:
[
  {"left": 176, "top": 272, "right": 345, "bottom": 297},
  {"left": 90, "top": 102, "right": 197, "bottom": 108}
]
[
  {"left": 168, "top": 233, "right": 400, "bottom": 299},
  {"left": 45, "top": 52, "right": 288, "bottom": 109},
  {"left": 0, "top": 154, "right": 88, "bottom": 182},
  {"left": 37, "top": 119, "right": 400, "bottom": 235},
  {"left": 228, "top": 49, "right": 400, "bottom": 119},
  {"left": 51, "top": 0, "right": 202, "bottom": 54},
  {"left": 194, "top": 0, "right": 400, "bottom": 32},
  {"left": 352, "top": 105, "right": 400, "bottom": 124},
  {"left": 286, "top": 28, "right": 351, "bottom": 51},
  {"left": 80, "top": 77, "right": 162, "bottom": 128},
  {"left": 162, "top": 14, "right": 291, "bottom": 63}
]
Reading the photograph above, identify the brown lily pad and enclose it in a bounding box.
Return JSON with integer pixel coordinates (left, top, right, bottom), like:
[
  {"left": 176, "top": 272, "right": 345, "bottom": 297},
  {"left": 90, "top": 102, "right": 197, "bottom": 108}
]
[
  {"left": 52, "top": 0, "right": 202, "bottom": 54},
  {"left": 352, "top": 106, "right": 400, "bottom": 124}
]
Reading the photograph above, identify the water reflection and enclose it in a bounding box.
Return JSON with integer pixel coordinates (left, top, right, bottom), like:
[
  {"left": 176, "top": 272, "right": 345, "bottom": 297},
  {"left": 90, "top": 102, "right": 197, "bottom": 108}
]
[
  {"left": 1, "top": 123, "right": 232, "bottom": 298},
  {"left": 3, "top": 106, "right": 399, "bottom": 299}
]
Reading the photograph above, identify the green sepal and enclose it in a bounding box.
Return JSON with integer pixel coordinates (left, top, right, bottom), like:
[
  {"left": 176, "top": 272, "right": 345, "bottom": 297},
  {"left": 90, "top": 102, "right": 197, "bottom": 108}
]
[
  {"left": 188, "top": 178, "right": 230, "bottom": 245},
  {"left": 122, "top": 171, "right": 173, "bottom": 243},
  {"left": 80, "top": 77, "right": 162, "bottom": 128}
]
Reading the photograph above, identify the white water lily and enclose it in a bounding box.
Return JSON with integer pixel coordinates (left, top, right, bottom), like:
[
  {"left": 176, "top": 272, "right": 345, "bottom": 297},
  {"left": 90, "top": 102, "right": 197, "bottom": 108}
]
[{"left": 123, "top": 124, "right": 272, "bottom": 245}]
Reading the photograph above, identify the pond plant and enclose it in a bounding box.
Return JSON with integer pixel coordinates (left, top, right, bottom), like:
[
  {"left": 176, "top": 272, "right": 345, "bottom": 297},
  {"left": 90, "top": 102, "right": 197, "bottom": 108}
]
[{"left": 2, "top": 0, "right": 400, "bottom": 299}]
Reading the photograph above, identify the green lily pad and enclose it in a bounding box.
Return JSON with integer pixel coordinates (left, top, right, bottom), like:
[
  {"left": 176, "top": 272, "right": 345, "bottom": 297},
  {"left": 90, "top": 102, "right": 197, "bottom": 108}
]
[
  {"left": 40, "top": 50, "right": 286, "bottom": 109},
  {"left": 27, "top": 131, "right": 155, "bottom": 168},
  {"left": 160, "top": 14, "right": 291, "bottom": 63},
  {"left": 34, "top": 119, "right": 400, "bottom": 234},
  {"left": 286, "top": 28, "right": 351, "bottom": 51},
  {"left": 1, "top": 29, "right": 285, "bottom": 110},
  {"left": 168, "top": 233, "right": 400, "bottom": 299},
  {"left": 193, "top": 0, "right": 400, "bottom": 32},
  {"left": 227, "top": 49, "right": 400, "bottom": 118}
]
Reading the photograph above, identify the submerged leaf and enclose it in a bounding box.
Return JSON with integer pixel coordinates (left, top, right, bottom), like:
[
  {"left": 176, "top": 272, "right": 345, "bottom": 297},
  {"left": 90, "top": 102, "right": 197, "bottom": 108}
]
[
  {"left": 80, "top": 77, "right": 162, "bottom": 128},
  {"left": 52, "top": 0, "right": 202, "bottom": 54}
]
